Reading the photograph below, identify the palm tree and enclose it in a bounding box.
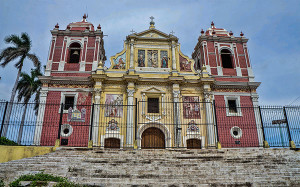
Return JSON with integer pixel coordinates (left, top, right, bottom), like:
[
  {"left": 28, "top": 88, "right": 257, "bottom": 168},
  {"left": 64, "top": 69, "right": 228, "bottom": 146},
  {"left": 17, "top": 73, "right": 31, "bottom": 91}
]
[
  {"left": 16, "top": 68, "right": 42, "bottom": 144},
  {"left": 0, "top": 33, "right": 41, "bottom": 136}
]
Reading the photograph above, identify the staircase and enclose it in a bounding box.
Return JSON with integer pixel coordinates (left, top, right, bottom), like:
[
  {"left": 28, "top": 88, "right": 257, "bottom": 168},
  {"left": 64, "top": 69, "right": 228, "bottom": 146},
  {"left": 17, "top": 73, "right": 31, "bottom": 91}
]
[{"left": 0, "top": 148, "right": 299, "bottom": 186}]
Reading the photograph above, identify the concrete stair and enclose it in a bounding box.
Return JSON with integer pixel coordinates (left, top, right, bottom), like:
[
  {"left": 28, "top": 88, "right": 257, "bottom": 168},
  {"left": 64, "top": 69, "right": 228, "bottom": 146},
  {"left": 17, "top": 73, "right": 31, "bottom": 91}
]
[{"left": 0, "top": 148, "right": 299, "bottom": 186}]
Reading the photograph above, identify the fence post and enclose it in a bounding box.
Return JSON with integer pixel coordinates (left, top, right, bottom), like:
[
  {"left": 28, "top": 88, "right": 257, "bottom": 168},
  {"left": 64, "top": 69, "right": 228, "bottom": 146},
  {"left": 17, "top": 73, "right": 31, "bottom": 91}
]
[
  {"left": 88, "top": 103, "right": 95, "bottom": 148},
  {"left": 134, "top": 98, "right": 138, "bottom": 149},
  {"left": 213, "top": 100, "right": 221, "bottom": 149},
  {"left": 0, "top": 101, "right": 9, "bottom": 138},
  {"left": 283, "top": 106, "right": 295, "bottom": 148},
  {"left": 56, "top": 103, "right": 64, "bottom": 147},
  {"left": 258, "top": 106, "right": 269, "bottom": 148}
]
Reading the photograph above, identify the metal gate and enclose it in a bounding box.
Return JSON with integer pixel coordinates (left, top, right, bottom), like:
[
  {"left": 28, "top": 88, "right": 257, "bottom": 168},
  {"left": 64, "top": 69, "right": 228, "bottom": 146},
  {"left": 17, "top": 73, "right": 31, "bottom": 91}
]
[{"left": 137, "top": 99, "right": 215, "bottom": 149}]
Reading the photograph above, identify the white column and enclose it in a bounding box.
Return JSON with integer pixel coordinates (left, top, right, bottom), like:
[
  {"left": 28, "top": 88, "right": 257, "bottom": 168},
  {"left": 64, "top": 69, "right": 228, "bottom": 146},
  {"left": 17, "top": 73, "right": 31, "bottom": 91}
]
[
  {"left": 126, "top": 89, "right": 135, "bottom": 147},
  {"left": 33, "top": 90, "right": 48, "bottom": 145},
  {"left": 173, "top": 85, "right": 181, "bottom": 147},
  {"left": 92, "top": 88, "right": 101, "bottom": 146},
  {"left": 171, "top": 43, "right": 176, "bottom": 70},
  {"left": 130, "top": 40, "right": 134, "bottom": 69},
  {"left": 204, "top": 92, "right": 215, "bottom": 147},
  {"left": 252, "top": 95, "right": 264, "bottom": 147}
]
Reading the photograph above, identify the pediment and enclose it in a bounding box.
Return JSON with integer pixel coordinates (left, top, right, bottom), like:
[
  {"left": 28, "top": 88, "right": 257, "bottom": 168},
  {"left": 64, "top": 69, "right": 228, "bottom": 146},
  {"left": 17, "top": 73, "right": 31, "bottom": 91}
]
[
  {"left": 136, "top": 29, "right": 170, "bottom": 39},
  {"left": 141, "top": 87, "right": 166, "bottom": 93}
]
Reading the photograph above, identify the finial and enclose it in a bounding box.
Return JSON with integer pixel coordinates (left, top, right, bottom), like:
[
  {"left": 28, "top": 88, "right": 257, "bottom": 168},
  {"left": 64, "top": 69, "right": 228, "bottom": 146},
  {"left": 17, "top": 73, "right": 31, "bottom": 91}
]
[
  {"left": 54, "top": 23, "right": 59, "bottom": 29},
  {"left": 130, "top": 29, "right": 135, "bottom": 34},
  {"left": 149, "top": 16, "right": 155, "bottom": 29},
  {"left": 83, "top": 14, "right": 87, "bottom": 19},
  {"left": 66, "top": 25, "right": 70, "bottom": 30},
  {"left": 201, "top": 29, "right": 204, "bottom": 35},
  {"left": 211, "top": 21, "right": 215, "bottom": 28},
  {"left": 229, "top": 31, "right": 233, "bottom": 36},
  {"left": 170, "top": 30, "right": 175, "bottom": 35},
  {"left": 97, "top": 24, "right": 101, "bottom": 30},
  {"left": 240, "top": 31, "right": 244, "bottom": 37}
]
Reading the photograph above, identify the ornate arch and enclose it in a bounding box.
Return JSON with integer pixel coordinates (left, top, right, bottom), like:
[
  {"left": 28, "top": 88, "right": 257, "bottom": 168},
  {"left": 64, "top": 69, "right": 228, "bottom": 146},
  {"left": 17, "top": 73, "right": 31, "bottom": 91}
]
[{"left": 137, "top": 123, "right": 171, "bottom": 149}]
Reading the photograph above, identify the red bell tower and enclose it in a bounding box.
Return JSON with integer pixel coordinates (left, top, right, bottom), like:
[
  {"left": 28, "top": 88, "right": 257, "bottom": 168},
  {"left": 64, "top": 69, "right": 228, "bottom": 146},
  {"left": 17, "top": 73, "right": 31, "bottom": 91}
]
[
  {"left": 193, "top": 22, "right": 263, "bottom": 148},
  {"left": 34, "top": 15, "right": 106, "bottom": 146}
]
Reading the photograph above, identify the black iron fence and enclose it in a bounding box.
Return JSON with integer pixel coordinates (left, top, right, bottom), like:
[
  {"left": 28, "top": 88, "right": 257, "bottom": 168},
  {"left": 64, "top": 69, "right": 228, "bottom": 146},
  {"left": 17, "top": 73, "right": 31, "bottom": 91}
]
[{"left": 0, "top": 101, "right": 299, "bottom": 149}]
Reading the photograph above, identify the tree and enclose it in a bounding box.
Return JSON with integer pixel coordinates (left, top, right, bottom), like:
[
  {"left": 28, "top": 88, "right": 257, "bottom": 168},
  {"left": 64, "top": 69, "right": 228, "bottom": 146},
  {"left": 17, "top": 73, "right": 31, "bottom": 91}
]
[
  {"left": 0, "top": 33, "right": 41, "bottom": 137},
  {"left": 16, "top": 68, "right": 42, "bottom": 144}
]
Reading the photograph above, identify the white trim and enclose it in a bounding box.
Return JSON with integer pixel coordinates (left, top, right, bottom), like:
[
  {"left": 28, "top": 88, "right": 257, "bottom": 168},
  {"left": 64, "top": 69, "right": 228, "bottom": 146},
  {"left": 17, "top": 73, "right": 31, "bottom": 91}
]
[
  {"left": 60, "top": 124, "right": 73, "bottom": 138},
  {"left": 60, "top": 92, "right": 79, "bottom": 113},
  {"left": 213, "top": 92, "right": 252, "bottom": 96},
  {"left": 49, "top": 88, "right": 93, "bottom": 92},
  {"left": 224, "top": 96, "right": 242, "bottom": 116},
  {"left": 230, "top": 126, "right": 242, "bottom": 139}
]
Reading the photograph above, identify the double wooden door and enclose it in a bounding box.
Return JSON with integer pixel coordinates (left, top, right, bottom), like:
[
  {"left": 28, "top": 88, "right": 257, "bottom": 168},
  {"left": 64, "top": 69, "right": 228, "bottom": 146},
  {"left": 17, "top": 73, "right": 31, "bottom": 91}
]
[
  {"left": 142, "top": 127, "right": 165, "bottom": 149},
  {"left": 187, "top": 139, "right": 201, "bottom": 149},
  {"left": 104, "top": 138, "right": 120, "bottom": 149}
]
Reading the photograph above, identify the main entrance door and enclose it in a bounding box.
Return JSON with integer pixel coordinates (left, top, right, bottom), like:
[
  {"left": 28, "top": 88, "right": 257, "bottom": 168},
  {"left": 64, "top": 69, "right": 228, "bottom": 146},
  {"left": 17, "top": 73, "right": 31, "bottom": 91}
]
[
  {"left": 104, "top": 138, "right": 120, "bottom": 149},
  {"left": 187, "top": 139, "right": 201, "bottom": 149},
  {"left": 141, "top": 127, "right": 165, "bottom": 149}
]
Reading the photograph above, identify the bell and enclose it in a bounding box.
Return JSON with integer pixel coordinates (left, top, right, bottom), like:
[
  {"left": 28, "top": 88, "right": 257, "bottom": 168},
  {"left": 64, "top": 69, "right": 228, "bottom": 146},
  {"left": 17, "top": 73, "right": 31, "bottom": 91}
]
[{"left": 72, "top": 50, "right": 79, "bottom": 56}]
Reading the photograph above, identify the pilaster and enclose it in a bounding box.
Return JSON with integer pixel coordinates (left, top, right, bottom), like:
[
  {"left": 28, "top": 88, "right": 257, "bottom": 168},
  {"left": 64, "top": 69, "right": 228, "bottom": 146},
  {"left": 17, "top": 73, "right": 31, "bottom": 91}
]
[
  {"left": 172, "top": 84, "right": 181, "bottom": 147},
  {"left": 33, "top": 89, "right": 48, "bottom": 145},
  {"left": 126, "top": 82, "right": 135, "bottom": 148},
  {"left": 92, "top": 82, "right": 102, "bottom": 146},
  {"left": 251, "top": 94, "right": 264, "bottom": 147}
]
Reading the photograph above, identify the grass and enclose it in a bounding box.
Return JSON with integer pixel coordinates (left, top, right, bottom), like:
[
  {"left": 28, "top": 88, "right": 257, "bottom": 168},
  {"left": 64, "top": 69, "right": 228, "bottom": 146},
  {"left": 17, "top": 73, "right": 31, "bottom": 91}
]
[{"left": 0, "top": 137, "right": 18, "bottom": 146}]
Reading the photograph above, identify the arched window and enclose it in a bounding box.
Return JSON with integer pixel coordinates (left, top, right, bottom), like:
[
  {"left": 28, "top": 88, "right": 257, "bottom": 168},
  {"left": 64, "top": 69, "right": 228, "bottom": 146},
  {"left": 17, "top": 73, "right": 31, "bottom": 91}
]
[
  {"left": 68, "top": 42, "right": 81, "bottom": 63},
  {"left": 220, "top": 49, "right": 233, "bottom": 68}
]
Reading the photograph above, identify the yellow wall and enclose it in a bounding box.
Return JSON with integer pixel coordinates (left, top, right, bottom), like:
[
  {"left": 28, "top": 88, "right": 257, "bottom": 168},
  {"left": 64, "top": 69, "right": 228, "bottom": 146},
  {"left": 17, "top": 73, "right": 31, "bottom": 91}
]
[{"left": 0, "top": 146, "right": 56, "bottom": 163}]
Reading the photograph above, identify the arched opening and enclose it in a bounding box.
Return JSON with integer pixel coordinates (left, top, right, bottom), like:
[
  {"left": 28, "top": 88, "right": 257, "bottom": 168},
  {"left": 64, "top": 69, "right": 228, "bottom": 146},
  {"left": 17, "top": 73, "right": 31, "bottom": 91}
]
[
  {"left": 141, "top": 127, "right": 165, "bottom": 149},
  {"left": 187, "top": 139, "right": 201, "bottom": 149},
  {"left": 104, "top": 138, "right": 120, "bottom": 149},
  {"left": 220, "top": 49, "right": 233, "bottom": 68},
  {"left": 68, "top": 42, "right": 81, "bottom": 63}
]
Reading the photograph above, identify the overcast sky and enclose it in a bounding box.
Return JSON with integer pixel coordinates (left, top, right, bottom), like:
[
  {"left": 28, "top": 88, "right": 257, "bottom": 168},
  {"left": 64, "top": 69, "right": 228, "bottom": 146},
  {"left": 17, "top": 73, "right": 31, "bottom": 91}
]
[{"left": 0, "top": 0, "right": 299, "bottom": 105}]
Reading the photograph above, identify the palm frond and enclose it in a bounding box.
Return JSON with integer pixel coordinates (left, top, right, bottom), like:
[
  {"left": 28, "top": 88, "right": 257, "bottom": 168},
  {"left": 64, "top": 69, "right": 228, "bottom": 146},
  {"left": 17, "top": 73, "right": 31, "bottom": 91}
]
[
  {"left": 27, "top": 53, "right": 41, "bottom": 69},
  {"left": 21, "top": 33, "right": 31, "bottom": 49},
  {"left": 5, "top": 34, "right": 23, "bottom": 46}
]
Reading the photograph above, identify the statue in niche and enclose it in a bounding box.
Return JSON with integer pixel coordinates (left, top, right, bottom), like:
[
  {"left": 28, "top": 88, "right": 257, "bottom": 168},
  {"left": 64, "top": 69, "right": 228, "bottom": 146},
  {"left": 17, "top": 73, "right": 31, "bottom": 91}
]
[
  {"left": 148, "top": 50, "right": 158, "bottom": 68},
  {"left": 161, "top": 51, "right": 168, "bottom": 68},
  {"left": 138, "top": 50, "right": 145, "bottom": 67}
]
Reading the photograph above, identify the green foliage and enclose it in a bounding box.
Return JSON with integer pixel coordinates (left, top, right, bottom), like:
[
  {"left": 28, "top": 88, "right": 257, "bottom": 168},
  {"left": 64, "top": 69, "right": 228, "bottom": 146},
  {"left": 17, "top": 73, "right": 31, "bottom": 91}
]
[
  {"left": 0, "top": 179, "right": 4, "bottom": 187},
  {"left": 0, "top": 137, "right": 18, "bottom": 146},
  {"left": 9, "top": 172, "right": 67, "bottom": 187}
]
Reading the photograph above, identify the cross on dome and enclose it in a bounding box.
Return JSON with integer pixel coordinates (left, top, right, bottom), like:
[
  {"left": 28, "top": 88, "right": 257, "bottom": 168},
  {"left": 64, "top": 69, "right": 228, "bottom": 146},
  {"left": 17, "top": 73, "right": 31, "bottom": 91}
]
[{"left": 149, "top": 16, "right": 155, "bottom": 29}]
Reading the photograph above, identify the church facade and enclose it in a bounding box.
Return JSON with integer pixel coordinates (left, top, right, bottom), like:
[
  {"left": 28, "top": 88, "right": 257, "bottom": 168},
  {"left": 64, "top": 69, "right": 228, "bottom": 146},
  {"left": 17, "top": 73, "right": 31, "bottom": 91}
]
[{"left": 33, "top": 15, "right": 262, "bottom": 149}]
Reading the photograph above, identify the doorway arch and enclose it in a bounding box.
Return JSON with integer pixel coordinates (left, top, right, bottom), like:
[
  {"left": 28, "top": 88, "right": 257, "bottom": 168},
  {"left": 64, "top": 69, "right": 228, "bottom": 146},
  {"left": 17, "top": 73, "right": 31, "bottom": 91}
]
[{"left": 141, "top": 127, "right": 165, "bottom": 149}]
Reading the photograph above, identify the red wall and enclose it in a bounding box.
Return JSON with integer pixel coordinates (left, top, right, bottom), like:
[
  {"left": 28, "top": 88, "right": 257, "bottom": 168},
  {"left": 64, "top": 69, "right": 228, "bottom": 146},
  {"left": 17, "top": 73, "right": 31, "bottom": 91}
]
[
  {"left": 40, "top": 91, "right": 92, "bottom": 147},
  {"left": 214, "top": 95, "right": 259, "bottom": 147}
]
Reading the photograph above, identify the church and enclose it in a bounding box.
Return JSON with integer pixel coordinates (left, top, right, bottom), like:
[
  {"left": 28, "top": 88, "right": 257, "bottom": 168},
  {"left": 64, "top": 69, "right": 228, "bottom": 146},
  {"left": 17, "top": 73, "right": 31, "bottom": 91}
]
[{"left": 32, "top": 15, "right": 262, "bottom": 149}]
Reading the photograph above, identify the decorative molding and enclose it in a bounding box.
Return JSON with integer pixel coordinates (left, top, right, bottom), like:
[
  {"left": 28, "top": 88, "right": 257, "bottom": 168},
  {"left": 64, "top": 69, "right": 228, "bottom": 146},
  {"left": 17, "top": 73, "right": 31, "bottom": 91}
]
[{"left": 127, "top": 89, "right": 135, "bottom": 97}]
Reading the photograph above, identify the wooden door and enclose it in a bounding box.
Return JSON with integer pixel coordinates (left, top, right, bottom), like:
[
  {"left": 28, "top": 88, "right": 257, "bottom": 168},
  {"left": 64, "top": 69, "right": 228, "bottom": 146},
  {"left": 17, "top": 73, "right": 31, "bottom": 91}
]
[
  {"left": 142, "top": 127, "right": 165, "bottom": 149},
  {"left": 187, "top": 139, "right": 201, "bottom": 149},
  {"left": 104, "top": 138, "right": 120, "bottom": 149}
]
